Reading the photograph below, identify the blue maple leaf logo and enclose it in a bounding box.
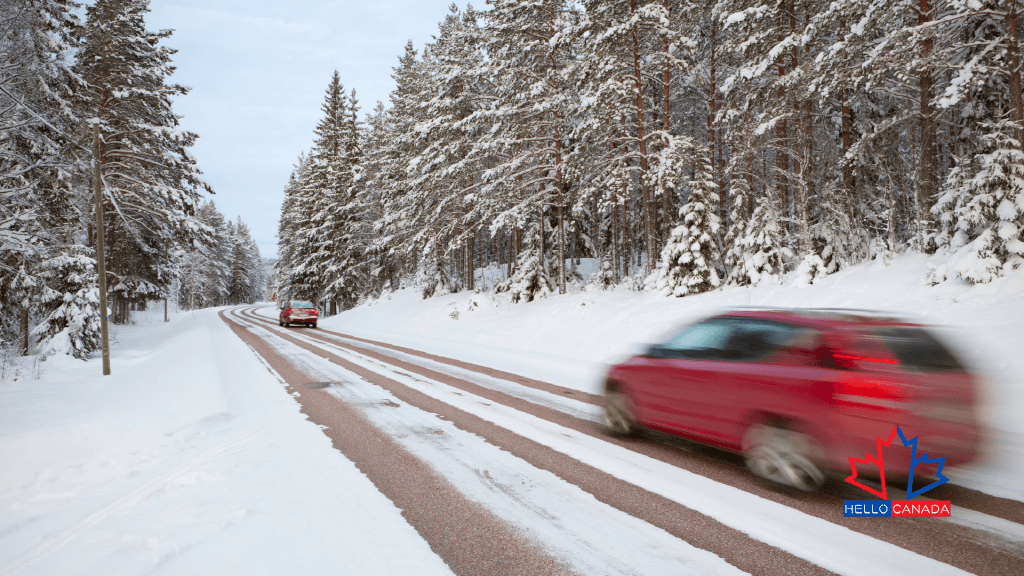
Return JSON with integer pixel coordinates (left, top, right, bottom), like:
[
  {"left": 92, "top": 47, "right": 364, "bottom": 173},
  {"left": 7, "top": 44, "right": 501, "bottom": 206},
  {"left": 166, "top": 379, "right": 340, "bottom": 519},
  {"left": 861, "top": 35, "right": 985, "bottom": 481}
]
[{"left": 895, "top": 425, "right": 949, "bottom": 499}]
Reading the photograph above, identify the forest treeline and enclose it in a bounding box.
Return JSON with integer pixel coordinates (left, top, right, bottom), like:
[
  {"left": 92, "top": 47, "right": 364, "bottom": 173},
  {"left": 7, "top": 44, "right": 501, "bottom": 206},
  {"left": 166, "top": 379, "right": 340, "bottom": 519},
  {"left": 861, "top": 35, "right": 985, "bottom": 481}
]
[
  {"left": 0, "top": 0, "right": 253, "bottom": 360},
  {"left": 277, "top": 0, "right": 1024, "bottom": 312}
]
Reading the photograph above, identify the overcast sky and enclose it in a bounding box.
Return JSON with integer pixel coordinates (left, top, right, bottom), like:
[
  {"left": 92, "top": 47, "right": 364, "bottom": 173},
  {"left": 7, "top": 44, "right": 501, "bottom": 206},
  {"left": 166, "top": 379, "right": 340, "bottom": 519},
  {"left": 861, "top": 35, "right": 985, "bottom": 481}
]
[{"left": 144, "top": 0, "right": 464, "bottom": 258}]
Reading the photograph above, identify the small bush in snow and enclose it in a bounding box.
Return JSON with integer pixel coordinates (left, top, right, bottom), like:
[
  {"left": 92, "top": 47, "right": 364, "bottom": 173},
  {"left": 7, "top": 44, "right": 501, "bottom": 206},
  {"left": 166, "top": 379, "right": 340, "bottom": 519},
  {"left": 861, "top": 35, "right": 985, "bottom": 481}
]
[{"left": 792, "top": 254, "right": 829, "bottom": 286}]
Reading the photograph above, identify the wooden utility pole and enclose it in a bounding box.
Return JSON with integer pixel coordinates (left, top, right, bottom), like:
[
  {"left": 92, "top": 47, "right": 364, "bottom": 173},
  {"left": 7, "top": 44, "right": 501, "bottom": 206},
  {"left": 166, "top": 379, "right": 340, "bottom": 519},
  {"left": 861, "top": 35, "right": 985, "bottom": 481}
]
[{"left": 93, "top": 120, "right": 111, "bottom": 375}]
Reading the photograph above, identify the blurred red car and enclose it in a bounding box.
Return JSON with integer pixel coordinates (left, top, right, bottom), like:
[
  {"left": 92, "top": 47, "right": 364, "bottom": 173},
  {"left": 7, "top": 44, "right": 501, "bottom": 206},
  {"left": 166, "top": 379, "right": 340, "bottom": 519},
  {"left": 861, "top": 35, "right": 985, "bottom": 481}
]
[
  {"left": 604, "top": 309, "right": 979, "bottom": 491},
  {"left": 279, "top": 300, "right": 318, "bottom": 328}
]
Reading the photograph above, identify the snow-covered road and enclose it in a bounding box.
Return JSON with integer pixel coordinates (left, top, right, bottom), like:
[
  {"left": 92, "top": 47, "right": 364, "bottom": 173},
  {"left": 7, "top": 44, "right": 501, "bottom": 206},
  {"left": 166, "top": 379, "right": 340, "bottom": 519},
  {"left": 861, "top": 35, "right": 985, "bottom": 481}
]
[
  {"left": 228, "top": 305, "right": 1023, "bottom": 576},
  {"left": 3, "top": 293, "right": 1022, "bottom": 575}
]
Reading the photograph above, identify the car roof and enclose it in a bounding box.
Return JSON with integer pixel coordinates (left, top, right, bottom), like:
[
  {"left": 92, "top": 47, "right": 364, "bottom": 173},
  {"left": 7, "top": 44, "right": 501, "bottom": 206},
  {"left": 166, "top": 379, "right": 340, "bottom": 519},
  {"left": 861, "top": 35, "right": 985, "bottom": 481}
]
[{"left": 717, "top": 308, "right": 918, "bottom": 330}]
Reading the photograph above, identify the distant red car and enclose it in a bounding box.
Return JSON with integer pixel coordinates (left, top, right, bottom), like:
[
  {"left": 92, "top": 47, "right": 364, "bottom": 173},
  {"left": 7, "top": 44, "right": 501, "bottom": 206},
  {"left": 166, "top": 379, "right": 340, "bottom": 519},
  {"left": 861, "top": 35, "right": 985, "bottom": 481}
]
[
  {"left": 604, "top": 309, "right": 979, "bottom": 491},
  {"left": 279, "top": 300, "right": 318, "bottom": 328}
]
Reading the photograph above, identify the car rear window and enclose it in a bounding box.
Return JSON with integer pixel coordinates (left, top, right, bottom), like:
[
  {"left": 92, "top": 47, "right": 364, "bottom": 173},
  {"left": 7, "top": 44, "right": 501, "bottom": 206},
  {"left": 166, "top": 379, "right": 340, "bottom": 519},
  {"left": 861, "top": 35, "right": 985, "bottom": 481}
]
[
  {"left": 872, "top": 326, "right": 965, "bottom": 373},
  {"left": 292, "top": 301, "right": 314, "bottom": 309}
]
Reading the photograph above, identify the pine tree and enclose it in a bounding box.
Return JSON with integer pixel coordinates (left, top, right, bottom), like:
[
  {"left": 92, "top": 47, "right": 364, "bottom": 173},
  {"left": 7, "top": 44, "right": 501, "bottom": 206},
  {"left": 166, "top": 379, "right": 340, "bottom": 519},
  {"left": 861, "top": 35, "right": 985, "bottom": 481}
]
[
  {"left": 481, "top": 0, "right": 578, "bottom": 294},
  {"left": 0, "top": 0, "right": 83, "bottom": 350},
  {"left": 496, "top": 219, "right": 554, "bottom": 303},
  {"left": 579, "top": 0, "right": 692, "bottom": 275},
  {"left": 932, "top": 120, "right": 1024, "bottom": 283},
  {"left": 275, "top": 153, "right": 312, "bottom": 302},
  {"left": 33, "top": 246, "right": 102, "bottom": 359},
  {"left": 75, "top": 0, "right": 212, "bottom": 323},
  {"left": 649, "top": 145, "right": 722, "bottom": 296}
]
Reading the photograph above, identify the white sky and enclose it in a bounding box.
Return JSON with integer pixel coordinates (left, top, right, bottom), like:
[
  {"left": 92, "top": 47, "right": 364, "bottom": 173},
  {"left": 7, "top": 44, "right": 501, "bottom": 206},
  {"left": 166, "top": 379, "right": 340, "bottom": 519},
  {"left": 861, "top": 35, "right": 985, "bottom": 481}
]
[{"left": 145, "top": 1, "right": 466, "bottom": 258}]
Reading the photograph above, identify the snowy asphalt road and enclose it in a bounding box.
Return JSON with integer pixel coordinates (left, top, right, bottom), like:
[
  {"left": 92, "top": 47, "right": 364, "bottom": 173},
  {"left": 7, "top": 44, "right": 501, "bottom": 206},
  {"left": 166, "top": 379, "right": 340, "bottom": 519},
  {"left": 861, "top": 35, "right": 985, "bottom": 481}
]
[{"left": 222, "top": 306, "right": 1024, "bottom": 576}]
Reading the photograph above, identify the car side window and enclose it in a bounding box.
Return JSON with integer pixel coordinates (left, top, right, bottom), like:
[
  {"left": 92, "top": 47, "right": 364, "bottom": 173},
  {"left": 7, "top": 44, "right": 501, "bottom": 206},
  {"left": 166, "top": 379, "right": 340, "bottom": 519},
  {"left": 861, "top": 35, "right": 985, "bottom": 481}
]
[
  {"left": 721, "top": 319, "right": 805, "bottom": 361},
  {"left": 658, "top": 319, "right": 736, "bottom": 360}
]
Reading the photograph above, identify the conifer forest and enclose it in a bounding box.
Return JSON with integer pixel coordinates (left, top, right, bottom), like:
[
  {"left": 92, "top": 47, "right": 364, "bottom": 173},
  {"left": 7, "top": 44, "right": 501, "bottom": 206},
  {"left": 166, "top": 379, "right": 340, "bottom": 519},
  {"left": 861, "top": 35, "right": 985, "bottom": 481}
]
[
  {"left": 0, "top": 0, "right": 263, "bottom": 360},
  {"left": 276, "top": 0, "right": 1024, "bottom": 314}
]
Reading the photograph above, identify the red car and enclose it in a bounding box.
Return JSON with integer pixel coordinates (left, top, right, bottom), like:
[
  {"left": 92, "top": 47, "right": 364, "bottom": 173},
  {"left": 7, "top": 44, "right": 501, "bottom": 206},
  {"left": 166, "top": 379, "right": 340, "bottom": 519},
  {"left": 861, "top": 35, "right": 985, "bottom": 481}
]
[
  {"left": 604, "top": 309, "right": 979, "bottom": 491},
  {"left": 279, "top": 300, "right": 318, "bottom": 328}
]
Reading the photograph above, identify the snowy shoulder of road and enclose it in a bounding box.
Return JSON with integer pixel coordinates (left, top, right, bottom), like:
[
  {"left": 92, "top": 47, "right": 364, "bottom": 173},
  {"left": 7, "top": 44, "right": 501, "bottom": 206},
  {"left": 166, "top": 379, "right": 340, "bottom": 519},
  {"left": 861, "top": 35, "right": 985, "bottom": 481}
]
[
  {"left": 314, "top": 253, "right": 1024, "bottom": 503},
  {"left": 0, "top": 308, "right": 453, "bottom": 576}
]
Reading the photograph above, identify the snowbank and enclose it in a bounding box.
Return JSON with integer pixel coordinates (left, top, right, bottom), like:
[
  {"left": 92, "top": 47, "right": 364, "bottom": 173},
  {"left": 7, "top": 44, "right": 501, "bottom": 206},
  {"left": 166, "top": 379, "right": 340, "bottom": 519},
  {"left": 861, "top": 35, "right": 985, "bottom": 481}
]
[
  {"left": 0, "top": 307, "right": 451, "bottom": 576},
  {"left": 323, "top": 253, "right": 1024, "bottom": 502}
]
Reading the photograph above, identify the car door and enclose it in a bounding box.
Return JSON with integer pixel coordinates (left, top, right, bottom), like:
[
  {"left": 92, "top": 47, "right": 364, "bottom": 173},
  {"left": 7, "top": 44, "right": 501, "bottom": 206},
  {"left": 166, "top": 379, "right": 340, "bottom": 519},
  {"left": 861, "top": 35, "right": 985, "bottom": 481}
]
[
  {"left": 705, "top": 320, "right": 831, "bottom": 449},
  {"left": 640, "top": 318, "right": 738, "bottom": 437}
]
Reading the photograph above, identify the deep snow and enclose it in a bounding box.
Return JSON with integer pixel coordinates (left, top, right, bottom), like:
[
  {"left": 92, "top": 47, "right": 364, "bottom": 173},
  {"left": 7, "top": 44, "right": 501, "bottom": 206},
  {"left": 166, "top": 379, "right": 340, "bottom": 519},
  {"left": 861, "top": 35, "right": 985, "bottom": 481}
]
[
  {"left": 317, "top": 253, "right": 1024, "bottom": 502},
  {"left": 0, "top": 308, "right": 453, "bottom": 576}
]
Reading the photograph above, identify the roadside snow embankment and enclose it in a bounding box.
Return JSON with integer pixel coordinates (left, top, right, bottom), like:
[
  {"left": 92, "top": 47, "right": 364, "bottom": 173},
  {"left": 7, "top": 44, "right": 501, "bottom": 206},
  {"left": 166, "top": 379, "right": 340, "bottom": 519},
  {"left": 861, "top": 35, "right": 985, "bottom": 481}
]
[
  {"left": 319, "top": 254, "right": 1024, "bottom": 502},
  {"left": 0, "top": 308, "right": 452, "bottom": 576}
]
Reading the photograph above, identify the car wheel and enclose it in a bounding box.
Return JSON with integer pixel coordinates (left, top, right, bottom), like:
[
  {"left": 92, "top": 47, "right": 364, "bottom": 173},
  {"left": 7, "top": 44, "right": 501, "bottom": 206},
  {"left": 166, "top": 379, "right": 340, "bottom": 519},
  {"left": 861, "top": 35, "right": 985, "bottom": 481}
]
[
  {"left": 604, "top": 391, "right": 637, "bottom": 436},
  {"left": 311, "top": 323, "right": 317, "bottom": 329},
  {"left": 742, "top": 423, "right": 824, "bottom": 492}
]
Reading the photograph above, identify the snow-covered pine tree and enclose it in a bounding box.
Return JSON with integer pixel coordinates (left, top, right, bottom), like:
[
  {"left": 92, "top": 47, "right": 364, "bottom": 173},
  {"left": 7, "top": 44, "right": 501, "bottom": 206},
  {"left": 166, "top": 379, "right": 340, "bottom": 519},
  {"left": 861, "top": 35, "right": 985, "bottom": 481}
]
[
  {"left": 275, "top": 153, "right": 313, "bottom": 302},
  {"left": 400, "top": 5, "right": 489, "bottom": 295},
  {"left": 369, "top": 42, "right": 430, "bottom": 288},
  {"left": 649, "top": 143, "right": 722, "bottom": 296},
  {"left": 320, "top": 87, "right": 365, "bottom": 311},
  {"left": 75, "top": 0, "right": 212, "bottom": 323},
  {"left": 196, "top": 201, "right": 230, "bottom": 306},
  {"left": 731, "top": 196, "right": 785, "bottom": 286},
  {"left": 228, "top": 218, "right": 264, "bottom": 305},
  {"left": 578, "top": 0, "right": 691, "bottom": 276},
  {"left": 177, "top": 249, "right": 211, "bottom": 310},
  {"left": 496, "top": 218, "right": 554, "bottom": 303},
  {"left": 932, "top": 120, "right": 1024, "bottom": 283},
  {"left": 0, "top": 0, "right": 83, "bottom": 349},
  {"left": 481, "top": 0, "right": 579, "bottom": 294},
  {"left": 32, "top": 246, "right": 102, "bottom": 359},
  {"left": 293, "top": 73, "right": 356, "bottom": 310},
  {"left": 358, "top": 102, "right": 400, "bottom": 295}
]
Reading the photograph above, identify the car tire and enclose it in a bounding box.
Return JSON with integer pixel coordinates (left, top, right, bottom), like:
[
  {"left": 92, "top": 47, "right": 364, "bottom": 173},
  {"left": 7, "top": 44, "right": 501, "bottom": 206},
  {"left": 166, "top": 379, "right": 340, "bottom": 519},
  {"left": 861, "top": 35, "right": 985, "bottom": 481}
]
[
  {"left": 311, "top": 323, "right": 317, "bottom": 329},
  {"left": 742, "top": 422, "right": 824, "bottom": 492},
  {"left": 604, "top": 391, "right": 637, "bottom": 436}
]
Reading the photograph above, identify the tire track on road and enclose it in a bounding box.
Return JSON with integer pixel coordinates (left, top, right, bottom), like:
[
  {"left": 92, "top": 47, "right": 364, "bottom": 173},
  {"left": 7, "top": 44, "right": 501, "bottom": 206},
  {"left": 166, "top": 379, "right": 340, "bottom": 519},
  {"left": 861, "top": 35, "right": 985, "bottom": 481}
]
[{"left": 221, "top": 310, "right": 576, "bottom": 576}]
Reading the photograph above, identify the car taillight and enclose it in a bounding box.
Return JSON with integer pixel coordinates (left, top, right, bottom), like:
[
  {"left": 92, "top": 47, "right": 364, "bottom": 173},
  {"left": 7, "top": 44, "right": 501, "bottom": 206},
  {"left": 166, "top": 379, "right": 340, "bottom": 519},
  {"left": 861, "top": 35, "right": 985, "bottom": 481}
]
[
  {"left": 833, "top": 377, "right": 909, "bottom": 410},
  {"left": 311, "top": 310, "right": 318, "bottom": 315},
  {"left": 831, "top": 351, "right": 898, "bottom": 370},
  {"left": 284, "top": 308, "right": 292, "bottom": 315}
]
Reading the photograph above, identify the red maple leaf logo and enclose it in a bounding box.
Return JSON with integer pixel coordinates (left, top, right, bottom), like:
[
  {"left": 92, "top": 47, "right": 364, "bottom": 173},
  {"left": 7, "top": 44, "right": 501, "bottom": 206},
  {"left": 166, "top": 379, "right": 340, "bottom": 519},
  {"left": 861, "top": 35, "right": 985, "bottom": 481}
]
[{"left": 845, "top": 426, "right": 900, "bottom": 499}]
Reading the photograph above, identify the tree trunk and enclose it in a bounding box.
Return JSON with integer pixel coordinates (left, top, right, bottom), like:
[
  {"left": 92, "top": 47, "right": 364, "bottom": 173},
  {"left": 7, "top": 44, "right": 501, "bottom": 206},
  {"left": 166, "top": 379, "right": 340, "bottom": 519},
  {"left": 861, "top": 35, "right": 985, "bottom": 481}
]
[
  {"left": 776, "top": 14, "right": 790, "bottom": 228},
  {"left": 1006, "top": 0, "right": 1024, "bottom": 146},
  {"left": 709, "top": 21, "right": 720, "bottom": 224},
  {"left": 630, "top": 0, "right": 655, "bottom": 275},
  {"left": 661, "top": 0, "right": 673, "bottom": 244},
  {"left": 20, "top": 304, "right": 29, "bottom": 356},
  {"left": 918, "top": 0, "right": 938, "bottom": 228}
]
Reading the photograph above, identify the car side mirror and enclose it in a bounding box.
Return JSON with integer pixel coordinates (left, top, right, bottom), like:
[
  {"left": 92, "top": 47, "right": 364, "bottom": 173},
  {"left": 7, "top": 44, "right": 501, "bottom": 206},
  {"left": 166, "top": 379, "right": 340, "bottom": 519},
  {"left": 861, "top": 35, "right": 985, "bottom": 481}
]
[{"left": 644, "top": 345, "right": 667, "bottom": 359}]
